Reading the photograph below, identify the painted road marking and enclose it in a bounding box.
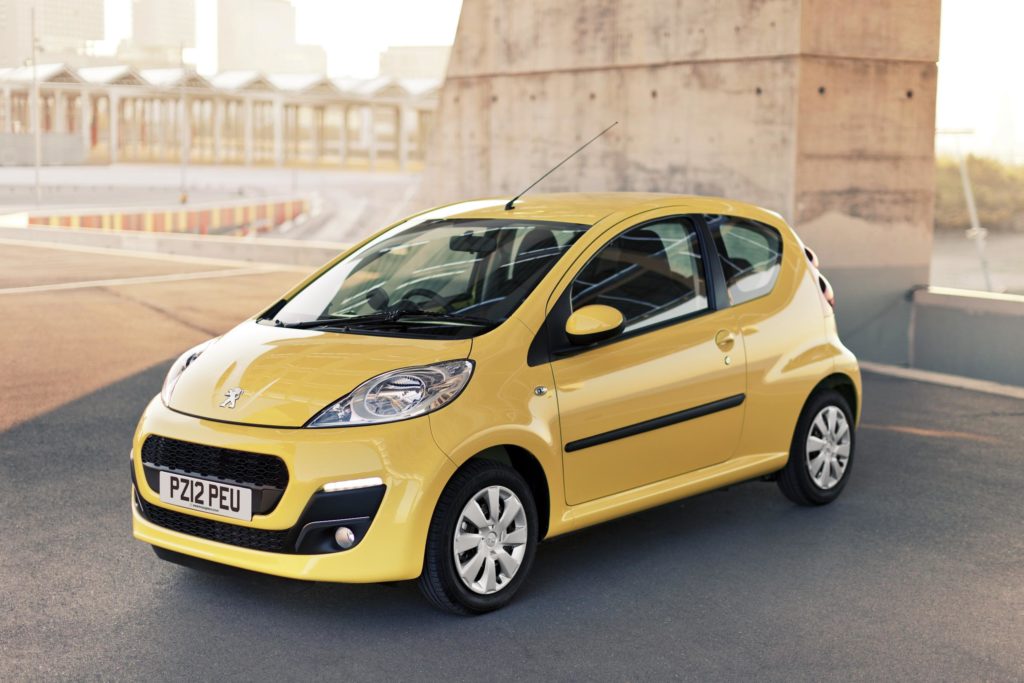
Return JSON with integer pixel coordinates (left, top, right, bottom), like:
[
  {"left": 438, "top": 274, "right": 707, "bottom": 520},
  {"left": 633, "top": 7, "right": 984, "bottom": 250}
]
[
  {"left": 860, "top": 361, "right": 1024, "bottom": 401},
  {"left": 0, "top": 267, "right": 283, "bottom": 295},
  {"left": 861, "top": 423, "right": 1004, "bottom": 445}
]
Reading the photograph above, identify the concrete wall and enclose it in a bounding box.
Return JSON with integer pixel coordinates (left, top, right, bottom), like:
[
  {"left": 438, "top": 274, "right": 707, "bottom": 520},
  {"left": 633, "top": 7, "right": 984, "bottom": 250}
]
[
  {"left": 911, "top": 287, "right": 1024, "bottom": 387},
  {"left": 419, "top": 0, "right": 941, "bottom": 364}
]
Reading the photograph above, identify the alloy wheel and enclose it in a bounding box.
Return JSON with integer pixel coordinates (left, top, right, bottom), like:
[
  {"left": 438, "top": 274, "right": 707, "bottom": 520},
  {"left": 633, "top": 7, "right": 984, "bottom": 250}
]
[
  {"left": 453, "top": 485, "right": 528, "bottom": 595},
  {"left": 805, "top": 405, "right": 851, "bottom": 490}
]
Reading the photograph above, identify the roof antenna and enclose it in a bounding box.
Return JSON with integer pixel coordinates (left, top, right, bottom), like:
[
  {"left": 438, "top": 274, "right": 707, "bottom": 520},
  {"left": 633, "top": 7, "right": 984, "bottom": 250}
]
[{"left": 504, "top": 121, "right": 618, "bottom": 211}]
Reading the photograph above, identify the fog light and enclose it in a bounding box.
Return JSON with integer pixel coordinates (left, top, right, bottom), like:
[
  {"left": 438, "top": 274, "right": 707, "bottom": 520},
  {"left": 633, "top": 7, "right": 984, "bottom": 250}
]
[{"left": 334, "top": 526, "right": 356, "bottom": 549}]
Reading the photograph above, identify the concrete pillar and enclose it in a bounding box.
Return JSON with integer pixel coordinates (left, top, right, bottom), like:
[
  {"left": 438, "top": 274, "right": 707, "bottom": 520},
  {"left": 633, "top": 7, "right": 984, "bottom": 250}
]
[
  {"left": 2, "top": 87, "right": 11, "bottom": 133},
  {"left": 338, "top": 104, "right": 348, "bottom": 166},
  {"left": 108, "top": 92, "right": 120, "bottom": 164},
  {"left": 396, "top": 104, "right": 408, "bottom": 170},
  {"left": 272, "top": 96, "right": 284, "bottom": 166},
  {"left": 130, "top": 99, "right": 139, "bottom": 158},
  {"left": 311, "top": 105, "right": 321, "bottom": 163},
  {"left": 416, "top": 109, "right": 432, "bottom": 162},
  {"left": 138, "top": 99, "right": 146, "bottom": 156},
  {"left": 366, "top": 104, "right": 377, "bottom": 169},
  {"left": 178, "top": 96, "right": 190, "bottom": 165},
  {"left": 419, "top": 0, "right": 940, "bottom": 364},
  {"left": 243, "top": 97, "right": 254, "bottom": 166},
  {"left": 80, "top": 92, "right": 92, "bottom": 155},
  {"left": 54, "top": 91, "right": 66, "bottom": 133},
  {"left": 214, "top": 98, "right": 224, "bottom": 162},
  {"left": 291, "top": 105, "right": 300, "bottom": 159},
  {"left": 168, "top": 99, "right": 177, "bottom": 159},
  {"left": 153, "top": 99, "right": 164, "bottom": 160}
]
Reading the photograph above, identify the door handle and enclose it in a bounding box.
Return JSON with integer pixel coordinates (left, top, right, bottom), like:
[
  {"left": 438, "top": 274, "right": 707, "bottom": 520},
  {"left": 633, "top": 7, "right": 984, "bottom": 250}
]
[{"left": 715, "top": 330, "right": 736, "bottom": 352}]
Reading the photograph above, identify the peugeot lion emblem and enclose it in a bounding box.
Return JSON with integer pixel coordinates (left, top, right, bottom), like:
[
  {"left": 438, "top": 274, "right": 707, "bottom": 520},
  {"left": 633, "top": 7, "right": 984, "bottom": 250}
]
[{"left": 219, "top": 387, "right": 244, "bottom": 409}]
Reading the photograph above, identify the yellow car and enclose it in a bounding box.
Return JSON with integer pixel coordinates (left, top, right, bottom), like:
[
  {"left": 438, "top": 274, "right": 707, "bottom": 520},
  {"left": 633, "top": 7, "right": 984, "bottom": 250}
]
[{"left": 132, "top": 193, "right": 860, "bottom": 614}]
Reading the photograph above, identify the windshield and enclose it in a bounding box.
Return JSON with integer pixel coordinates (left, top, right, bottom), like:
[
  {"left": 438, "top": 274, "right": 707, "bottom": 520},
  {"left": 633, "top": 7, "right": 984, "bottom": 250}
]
[{"left": 269, "top": 217, "right": 589, "bottom": 337}]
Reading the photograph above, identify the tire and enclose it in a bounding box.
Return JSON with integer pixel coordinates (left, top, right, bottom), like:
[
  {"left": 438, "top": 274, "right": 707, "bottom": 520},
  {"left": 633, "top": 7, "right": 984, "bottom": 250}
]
[
  {"left": 418, "top": 459, "right": 538, "bottom": 615},
  {"left": 777, "top": 389, "right": 856, "bottom": 506}
]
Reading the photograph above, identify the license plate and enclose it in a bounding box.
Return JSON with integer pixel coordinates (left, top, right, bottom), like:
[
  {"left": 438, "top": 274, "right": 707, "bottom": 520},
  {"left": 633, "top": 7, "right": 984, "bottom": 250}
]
[{"left": 159, "top": 471, "right": 252, "bottom": 521}]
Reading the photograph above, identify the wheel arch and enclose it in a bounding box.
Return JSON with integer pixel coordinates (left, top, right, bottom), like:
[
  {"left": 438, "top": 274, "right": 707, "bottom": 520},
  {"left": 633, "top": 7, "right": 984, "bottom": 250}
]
[
  {"left": 458, "top": 445, "right": 551, "bottom": 540},
  {"left": 807, "top": 372, "right": 860, "bottom": 423}
]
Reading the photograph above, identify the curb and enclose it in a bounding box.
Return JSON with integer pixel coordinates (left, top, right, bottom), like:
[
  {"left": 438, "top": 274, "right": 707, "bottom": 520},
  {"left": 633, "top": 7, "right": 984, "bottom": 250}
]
[{"left": 859, "top": 361, "right": 1024, "bottom": 400}]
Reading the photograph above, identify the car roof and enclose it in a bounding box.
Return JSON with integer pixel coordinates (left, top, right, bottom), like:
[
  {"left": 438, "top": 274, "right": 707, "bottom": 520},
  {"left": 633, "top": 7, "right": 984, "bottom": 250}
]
[{"left": 437, "top": 192, "right": 785, "bottom": 227}]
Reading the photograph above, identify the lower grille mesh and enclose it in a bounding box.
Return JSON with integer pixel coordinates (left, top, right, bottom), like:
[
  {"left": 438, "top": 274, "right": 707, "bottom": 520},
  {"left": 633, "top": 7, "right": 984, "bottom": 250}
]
[{"left": 140, "top": 499, "right": 289, "bottom": 552}]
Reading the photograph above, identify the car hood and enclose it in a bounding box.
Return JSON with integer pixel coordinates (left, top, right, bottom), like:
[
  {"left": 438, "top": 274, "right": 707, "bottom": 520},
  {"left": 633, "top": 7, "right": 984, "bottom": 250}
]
[{"left": 168, "top": 322, "right": 472, "bottom": 427}]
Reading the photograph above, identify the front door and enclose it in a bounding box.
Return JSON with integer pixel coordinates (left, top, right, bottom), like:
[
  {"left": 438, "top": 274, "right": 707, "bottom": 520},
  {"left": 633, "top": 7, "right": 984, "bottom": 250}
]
[{"left": 548, "top": 213, "right": 747, "bottom": 505}]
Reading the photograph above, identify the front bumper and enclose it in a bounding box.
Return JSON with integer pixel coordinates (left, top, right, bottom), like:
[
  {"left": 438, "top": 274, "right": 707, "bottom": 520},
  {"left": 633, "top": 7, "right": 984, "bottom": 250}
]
[{"left": 131, "top": 397, "right": 456, "bottom": 583}]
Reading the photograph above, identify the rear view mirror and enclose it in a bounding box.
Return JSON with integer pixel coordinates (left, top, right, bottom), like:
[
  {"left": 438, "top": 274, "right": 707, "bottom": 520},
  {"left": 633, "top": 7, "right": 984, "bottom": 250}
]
[
  {"left": 449, "top": 231, "right": 497, "bottom": 254},
  {"left": 565, "top": 305, "right": 625, "bottom": 345}
]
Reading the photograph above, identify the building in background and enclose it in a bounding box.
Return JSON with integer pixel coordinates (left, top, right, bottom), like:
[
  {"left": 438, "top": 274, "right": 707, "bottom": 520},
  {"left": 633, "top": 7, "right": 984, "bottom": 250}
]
[
  {"left": 116, "top": 0, "right": 195, "bottom": 69},
  {"left": 217, "top": 0, "right": 326, "bottom": 74},
  {"left": 379, "top": 46, "right": 450, "bottom": 80},
  {"left": 0, "top": 63, "right": 439, "bottom": 169},
  {"left": 0, "top": 0, "right": 104, "bottom": 67}
]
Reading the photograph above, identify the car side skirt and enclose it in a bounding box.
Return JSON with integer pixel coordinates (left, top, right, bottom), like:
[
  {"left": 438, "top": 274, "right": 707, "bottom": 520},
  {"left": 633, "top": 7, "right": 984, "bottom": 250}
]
[{"left": 552, "top": 451, "right": 788, "bottom": 537}]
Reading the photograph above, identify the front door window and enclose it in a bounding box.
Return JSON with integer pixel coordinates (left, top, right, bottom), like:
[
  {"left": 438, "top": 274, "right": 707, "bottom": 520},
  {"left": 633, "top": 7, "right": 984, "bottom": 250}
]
[{"left": 570, "top": 219, "right": 708, "bottom": 333}]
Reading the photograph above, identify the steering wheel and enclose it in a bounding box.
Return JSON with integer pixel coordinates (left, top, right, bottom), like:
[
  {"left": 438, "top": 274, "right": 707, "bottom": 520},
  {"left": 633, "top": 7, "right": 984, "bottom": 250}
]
[{"left": 400, "top": 287, "right": 455, "bottom": 313}]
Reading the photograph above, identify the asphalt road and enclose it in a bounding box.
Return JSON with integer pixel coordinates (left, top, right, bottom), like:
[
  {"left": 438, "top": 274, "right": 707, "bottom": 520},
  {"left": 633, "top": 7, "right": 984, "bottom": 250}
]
[
  {"left": 2, "top": 365, "right": 1022, "bottom": 681},
  {"left": 0, "top": 241, "right": 303, "bottom": 431}
]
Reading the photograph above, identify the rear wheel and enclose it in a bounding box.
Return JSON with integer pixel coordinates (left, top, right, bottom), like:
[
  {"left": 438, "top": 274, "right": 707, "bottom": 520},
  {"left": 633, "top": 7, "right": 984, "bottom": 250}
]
[
  {"left": 418, "top": 459, "right": 538, "bottom": 614},
  {"left": 777, "top": 389, "right": 855, "bottom": 505}
]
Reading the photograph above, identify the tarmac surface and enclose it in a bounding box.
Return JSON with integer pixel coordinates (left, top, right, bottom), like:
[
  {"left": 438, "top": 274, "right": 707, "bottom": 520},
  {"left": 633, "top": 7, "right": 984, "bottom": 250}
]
[
  {"left": 1, "top": 241, "right": 1022, "bottom": 681},
  {"left": 0, "top": 241, "right": 305, "bottom": 431}
]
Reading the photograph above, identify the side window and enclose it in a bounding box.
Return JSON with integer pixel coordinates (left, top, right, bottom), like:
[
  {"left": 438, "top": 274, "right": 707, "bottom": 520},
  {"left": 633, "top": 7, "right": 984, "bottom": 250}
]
[
  {"left": 570, "top": 219, "right": 709, "bottom": 334},
  {"left": 706, "top": 216, "right": 782, "bottom": 306}
]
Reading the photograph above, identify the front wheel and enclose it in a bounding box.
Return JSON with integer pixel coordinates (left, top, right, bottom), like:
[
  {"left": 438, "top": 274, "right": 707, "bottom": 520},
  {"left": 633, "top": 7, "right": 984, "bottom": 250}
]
[
  {"left": 418, "top": 459, "right": 538, "bottom": 614},
  {"left": 777, "top": 389, "right": 856, "bottom": 505}
]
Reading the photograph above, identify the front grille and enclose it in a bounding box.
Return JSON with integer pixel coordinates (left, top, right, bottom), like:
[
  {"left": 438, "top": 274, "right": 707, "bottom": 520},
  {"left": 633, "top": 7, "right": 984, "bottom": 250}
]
[
  {"left": 142, "top": 435, "right": 288, "bottom": 489},
  {"left": 140, "top": 498, "right": 290, "bottom": 552}
]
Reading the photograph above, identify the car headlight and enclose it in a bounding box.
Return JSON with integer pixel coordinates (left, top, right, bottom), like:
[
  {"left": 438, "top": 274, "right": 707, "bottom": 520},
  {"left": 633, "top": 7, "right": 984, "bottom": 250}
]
[
  {"left": 307, "top": 360, "right": 474, "bottom": 428},
  {"left": 161, "top": 339, "right": 217, "bottom": 406}
]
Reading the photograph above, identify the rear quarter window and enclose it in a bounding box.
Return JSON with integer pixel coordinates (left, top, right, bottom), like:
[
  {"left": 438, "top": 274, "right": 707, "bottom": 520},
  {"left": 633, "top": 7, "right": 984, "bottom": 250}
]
[{"left": 706, "top": 216, "right": 783, "bottom": 306}]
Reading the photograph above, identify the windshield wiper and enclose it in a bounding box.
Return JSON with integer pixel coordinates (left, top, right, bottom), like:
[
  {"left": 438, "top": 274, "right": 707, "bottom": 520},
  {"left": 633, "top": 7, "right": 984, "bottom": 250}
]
[
  {"left": 278, "top": 311, "right": 497, "bottom": 330},
  {"left": 386, "top": 312, "right": 498, "bottom": 327}
]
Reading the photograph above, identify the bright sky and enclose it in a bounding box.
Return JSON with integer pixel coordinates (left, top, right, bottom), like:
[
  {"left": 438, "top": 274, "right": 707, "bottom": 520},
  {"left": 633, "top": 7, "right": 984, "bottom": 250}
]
[
  {"left": 935, "top": 0, "right": 1023, "bottom": 161},
  {"left": 99, "top": 0, "right": 1021, "bottom": 161},
  {"left": 101, "top": 0, "right": 463, "bottom": 77}
]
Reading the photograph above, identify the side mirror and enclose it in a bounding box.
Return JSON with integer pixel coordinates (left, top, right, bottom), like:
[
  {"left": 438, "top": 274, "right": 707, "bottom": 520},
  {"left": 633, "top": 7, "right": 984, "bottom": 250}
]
[{"left": 565, "top": 304, "right": 625, "bottom": 346}]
